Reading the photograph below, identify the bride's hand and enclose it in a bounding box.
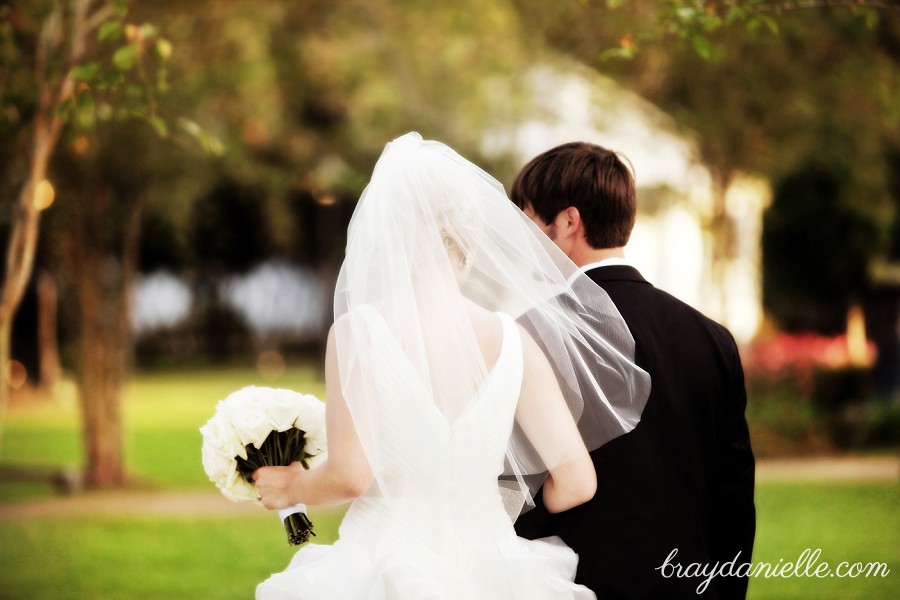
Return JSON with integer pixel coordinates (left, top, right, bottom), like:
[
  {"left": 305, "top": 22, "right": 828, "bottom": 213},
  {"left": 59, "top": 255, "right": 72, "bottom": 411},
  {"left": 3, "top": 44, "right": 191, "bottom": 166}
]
[{"left": 253, "top": 462, "right": 305, "bottom": 509}]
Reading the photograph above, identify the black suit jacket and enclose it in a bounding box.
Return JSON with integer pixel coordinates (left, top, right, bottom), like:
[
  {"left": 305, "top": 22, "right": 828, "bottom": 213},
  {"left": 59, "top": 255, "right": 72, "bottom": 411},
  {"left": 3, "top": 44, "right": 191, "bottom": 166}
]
[{"left": 515, "top": 265, "right": 756, "bottom": 599}]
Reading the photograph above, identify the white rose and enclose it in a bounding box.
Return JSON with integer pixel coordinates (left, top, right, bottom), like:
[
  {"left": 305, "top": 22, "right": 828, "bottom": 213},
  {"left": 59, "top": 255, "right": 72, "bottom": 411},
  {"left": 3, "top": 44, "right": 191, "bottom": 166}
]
[
  {"left": 292, "top": 394, "right": 324, "bottom": 431},
  {"left": 219, "top": 464, "right": 257, "bottom": 502},
  {"left": 200, "top": 415, "right": 245, "bottom": 460},
  {"left": 200, "top": 441, "right": 233, "bottom": 481},
  {"left": 221, "top": 387, "right": 277, "bottom": 449},
  {"left": 200, "top": 414, "right": 247, "bottom": 497},
  {"left": 295, "top": 395, "right": 327, "bottom": 460},
  {"left": 264, "top": 388, "right": 306, "bottom": 431}
]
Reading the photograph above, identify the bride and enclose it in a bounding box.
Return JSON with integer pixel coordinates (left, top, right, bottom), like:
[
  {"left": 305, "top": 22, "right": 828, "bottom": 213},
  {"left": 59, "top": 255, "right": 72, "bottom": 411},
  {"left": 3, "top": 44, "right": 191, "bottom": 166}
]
[{"left": 253, "top": 132, "right": 650, "bottom": 599}]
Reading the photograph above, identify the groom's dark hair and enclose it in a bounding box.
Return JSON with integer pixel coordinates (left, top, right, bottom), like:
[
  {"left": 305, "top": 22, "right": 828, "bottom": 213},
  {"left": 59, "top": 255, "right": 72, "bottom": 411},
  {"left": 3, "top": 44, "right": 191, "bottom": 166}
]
[{"left": 511, "top": 141, "right": 636, "bottom": 249}]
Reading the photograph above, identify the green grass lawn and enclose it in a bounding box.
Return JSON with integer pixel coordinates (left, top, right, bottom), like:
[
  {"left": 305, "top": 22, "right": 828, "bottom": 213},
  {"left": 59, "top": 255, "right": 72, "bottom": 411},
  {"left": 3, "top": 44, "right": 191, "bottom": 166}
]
[
  {"left": 0, "top": 366, "right": 326, "bottom": 494},
  {"left": 0, "top": 511, "right": 346, "bottom": 600},
  {"left": 0, "top": 368, "right": 897, "bottom": 598},
  {"left": 0, "top": 482, "right": 895, "bottom": 599},
  {"left": 749, "top": 481, "right": 897, "bottom": 599}
]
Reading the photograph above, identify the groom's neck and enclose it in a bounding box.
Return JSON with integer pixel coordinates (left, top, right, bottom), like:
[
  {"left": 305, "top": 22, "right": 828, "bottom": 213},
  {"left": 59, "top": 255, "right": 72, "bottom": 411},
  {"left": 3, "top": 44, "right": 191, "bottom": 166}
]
[{"left": 568, "top": 245, "right": 626, "bottom": 268}]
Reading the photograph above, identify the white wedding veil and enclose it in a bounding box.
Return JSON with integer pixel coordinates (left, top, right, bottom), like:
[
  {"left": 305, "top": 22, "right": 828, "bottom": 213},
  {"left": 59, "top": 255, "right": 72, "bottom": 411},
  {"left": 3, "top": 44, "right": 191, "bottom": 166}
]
[{"left": 332, "top": 132, "right": 650, "bottom": 518}]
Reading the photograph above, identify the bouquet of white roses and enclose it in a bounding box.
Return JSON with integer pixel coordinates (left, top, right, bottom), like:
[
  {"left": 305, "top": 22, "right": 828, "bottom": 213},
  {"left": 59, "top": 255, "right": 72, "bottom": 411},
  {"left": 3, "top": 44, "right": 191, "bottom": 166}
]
[{"left": 200, "top": 386, "right": 327, "bottom": 545}]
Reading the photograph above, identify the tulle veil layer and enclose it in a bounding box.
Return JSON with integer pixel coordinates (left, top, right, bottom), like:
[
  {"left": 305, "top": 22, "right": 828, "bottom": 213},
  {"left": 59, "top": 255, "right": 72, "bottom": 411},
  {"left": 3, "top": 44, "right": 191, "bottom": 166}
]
[{"left": 332, "top": 132, "right": 650, "bottom": 518}]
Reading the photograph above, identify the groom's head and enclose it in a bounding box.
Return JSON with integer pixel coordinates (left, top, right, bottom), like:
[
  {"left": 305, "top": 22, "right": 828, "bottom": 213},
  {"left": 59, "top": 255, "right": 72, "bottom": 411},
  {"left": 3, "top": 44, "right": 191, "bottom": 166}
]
[{"left": 511, "top": 142, "right": 636, "bottom": 255}]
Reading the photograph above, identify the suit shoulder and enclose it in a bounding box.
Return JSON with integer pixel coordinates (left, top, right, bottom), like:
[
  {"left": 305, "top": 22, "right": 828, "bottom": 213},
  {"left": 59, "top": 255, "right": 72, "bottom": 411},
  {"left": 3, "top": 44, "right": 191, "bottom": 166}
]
[{"left": 638, "top": 285, "right": 739, "bottom": 349}]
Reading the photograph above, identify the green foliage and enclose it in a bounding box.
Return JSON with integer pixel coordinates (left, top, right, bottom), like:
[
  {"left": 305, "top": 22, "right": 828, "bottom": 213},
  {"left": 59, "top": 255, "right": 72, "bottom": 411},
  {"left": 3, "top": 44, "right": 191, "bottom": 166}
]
[
  {"left": 745, "top": 361, "right": 900, "bottom": 457},
  {"left": 93, "top": 0, "right": 540, "bottom": 284},
  {"left": 763, "top": 167, "right": 885, "bottom": 332},
  {"left": 829, "top": 397, "right": 900, "bottom": 449},
  {"left": 593, "top": 0, "right": 886, "bottom": 60},
  {"left": 0, "top": 0, "right": 220, "bottom": 172},
  {"left": 176, "top": 116, "right": 222, "bottom": 154},
  {"left": 746, "top": 371, "right": 831, "bottom": 457},
  {"left": 69, "top": 14, "right": 174, "bottom": 137},
  {"left": 188, "top": 181, "right": 273, "bottom": 277}
]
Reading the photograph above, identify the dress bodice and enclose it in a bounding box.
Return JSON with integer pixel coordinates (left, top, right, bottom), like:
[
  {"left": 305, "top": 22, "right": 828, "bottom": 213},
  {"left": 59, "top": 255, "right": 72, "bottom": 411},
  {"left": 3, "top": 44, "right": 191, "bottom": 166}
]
[{"left": 362, "top": 310, "right": 523, "bottom": 500}]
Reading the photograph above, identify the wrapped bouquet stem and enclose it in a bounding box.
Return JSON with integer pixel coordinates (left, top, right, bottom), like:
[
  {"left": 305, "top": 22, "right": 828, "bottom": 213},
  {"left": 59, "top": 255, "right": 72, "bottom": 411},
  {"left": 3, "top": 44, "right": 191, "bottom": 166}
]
[{"left": 200, "top": 386, "right": 327, "bottom": 545}]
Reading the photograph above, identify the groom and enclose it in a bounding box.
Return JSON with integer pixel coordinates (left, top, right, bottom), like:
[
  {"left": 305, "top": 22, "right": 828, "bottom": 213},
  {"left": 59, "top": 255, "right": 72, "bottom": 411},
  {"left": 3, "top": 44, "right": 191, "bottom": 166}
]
[{"left": 511, "top": 142, "right": 756, "bottom": 599}]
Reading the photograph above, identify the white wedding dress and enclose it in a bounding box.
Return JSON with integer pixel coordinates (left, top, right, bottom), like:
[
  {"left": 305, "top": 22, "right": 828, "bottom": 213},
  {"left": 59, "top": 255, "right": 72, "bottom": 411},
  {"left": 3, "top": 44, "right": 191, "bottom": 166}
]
[{"left": 257, "top": 312, "right": 595, "bottom": 599}]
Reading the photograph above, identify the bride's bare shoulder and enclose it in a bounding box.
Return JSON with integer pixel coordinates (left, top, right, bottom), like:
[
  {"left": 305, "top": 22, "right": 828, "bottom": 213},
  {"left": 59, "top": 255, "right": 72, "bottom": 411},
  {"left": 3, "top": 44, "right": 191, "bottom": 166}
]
[
  {"left": 461, "top": 301, "right": 503, "bottom": 363},
  {"left": 462, "top": 300, "right": 500, "bottom": 331}
]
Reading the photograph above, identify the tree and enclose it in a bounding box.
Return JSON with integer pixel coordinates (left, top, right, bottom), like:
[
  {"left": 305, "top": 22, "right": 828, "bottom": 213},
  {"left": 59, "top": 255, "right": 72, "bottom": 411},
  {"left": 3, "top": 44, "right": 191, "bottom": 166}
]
[
  {"left": 763, "top": 165, "right": 881, "bottom": 333},
  {"left": 187, "top": 179, "right": 272, "bottom": 362},
  {"left": 132, "top": 0, "right": 537, "bottom": 304},
  {"left": 649, "top": 8, "right": 897, "bottom": 322},
  {"left": 0, "top": 0, "right": 203, "bottom": 485},
  {"left": 43, "top": 124, "right": 144, "bottom": 486},
  {"left": 510, "top": 0, "right": 900, "bottom": 330},
  {"left": 0, "top": 0, "right": 122, "bottom": 456}
]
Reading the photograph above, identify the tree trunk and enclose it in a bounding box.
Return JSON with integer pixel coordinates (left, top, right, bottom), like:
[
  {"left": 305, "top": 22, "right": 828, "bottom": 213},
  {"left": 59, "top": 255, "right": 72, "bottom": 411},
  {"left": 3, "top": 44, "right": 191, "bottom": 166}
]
[
  {"left": 77, "top": 286, "right": 127, "bottom": 487},
  {"left": 0, "top": 319, "right": 12, "bottom": 454},
  {"left": 708, "top": 168, "right": 734, "bottom": 324},
  {"left": 0, "top": 133, "right": 52, "bottom": 454},
  {"left": 74, "top": 186, "right": 141, "bottom": 488},
  {"left": 37, "top": 271, "right": 62, "bottom": 393}
]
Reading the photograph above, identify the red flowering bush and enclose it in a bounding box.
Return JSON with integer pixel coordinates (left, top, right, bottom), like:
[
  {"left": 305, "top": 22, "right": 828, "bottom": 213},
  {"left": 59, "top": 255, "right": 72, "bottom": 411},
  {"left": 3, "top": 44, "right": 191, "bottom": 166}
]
[{"left": 741, "top": 332, "right": 878, "bottom": 456}]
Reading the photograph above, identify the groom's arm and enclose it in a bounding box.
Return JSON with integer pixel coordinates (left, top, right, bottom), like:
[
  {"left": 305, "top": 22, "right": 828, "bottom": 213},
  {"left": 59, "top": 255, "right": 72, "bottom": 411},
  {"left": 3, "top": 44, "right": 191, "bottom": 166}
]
[{"left": 711, "top": 335, "right": 756, "bottom": 599}]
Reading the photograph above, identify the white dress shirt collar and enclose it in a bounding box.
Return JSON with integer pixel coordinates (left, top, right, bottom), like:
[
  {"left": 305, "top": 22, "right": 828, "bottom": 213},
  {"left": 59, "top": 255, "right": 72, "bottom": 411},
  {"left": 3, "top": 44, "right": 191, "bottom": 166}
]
[
  {"left": 567, "top": 257, "right": 633, "bottom": 286},
  {"left": 577, "top": 257, "right": 633, "bottom": 274}
]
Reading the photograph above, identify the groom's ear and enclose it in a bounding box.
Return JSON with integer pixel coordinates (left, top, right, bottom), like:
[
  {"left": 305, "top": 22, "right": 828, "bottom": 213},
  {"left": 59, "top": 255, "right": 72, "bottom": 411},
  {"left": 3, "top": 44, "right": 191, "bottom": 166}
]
[{"left": 558, "top": 206, "right": 583, "bottom": 240}]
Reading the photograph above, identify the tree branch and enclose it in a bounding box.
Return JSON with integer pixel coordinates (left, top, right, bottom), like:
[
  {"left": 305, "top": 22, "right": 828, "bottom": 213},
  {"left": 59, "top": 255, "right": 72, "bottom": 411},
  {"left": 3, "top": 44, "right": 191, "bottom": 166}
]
[
  {"left": 747, "top": 0, "right": 900, "bottom": 13},
  {"left": 84, "top": 2, "right": 116, "bottom": 35},
  {"left": 2, "top": 0, "right": 108, "bottom": 319}
]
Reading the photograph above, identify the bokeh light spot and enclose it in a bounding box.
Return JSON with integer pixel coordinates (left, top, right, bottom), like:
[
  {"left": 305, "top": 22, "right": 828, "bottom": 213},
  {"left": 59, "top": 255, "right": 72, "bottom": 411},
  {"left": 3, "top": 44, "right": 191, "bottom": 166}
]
[
  {"left": 34, "top": 179, "right": 55, "bottom": 211},
  {"left": 6, "top": 359, "right": 27, "bottom": 390}
]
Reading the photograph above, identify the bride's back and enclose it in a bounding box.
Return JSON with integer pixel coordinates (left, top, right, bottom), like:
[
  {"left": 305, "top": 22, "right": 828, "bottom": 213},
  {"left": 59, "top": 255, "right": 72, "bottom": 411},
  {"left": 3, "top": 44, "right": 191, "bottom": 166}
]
[{"left": 465, "top": 301, "right": 505, "bottom": 373}]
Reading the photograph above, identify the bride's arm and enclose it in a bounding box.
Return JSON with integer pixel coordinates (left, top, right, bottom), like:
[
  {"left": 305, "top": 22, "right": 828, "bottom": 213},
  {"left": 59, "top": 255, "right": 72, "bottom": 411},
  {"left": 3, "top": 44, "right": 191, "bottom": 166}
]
[
  {"left": 516, "top": 326, "right": 597, "bottom": 513},
  {"left": 254, "top": 326, "right": 373, "bottom": 509}
]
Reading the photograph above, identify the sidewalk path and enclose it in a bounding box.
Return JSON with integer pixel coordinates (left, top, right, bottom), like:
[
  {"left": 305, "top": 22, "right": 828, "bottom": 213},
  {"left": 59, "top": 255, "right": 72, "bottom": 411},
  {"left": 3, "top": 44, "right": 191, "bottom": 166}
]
[
  {"left": 754, "top": 454, "right": 899, "bottom": 482},
  {"left": 1, "top": 455, "right": 896, "bottom": 521},
  {"left": 0, "top": 489, "right": 263, "bottom": 520}
]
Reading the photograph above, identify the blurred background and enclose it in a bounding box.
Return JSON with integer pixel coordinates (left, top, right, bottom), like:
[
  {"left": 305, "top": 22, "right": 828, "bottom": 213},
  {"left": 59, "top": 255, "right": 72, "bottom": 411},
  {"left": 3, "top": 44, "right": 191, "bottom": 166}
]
[{"left": 0, "top": 1, "right": 898, "bottom": 598}]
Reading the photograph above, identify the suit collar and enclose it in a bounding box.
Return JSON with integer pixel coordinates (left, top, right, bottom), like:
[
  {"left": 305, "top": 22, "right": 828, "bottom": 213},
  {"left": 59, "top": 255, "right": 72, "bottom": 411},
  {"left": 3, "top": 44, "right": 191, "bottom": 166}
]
[{"left": 583, "top": 264, "right": 651, "bottom": 286}]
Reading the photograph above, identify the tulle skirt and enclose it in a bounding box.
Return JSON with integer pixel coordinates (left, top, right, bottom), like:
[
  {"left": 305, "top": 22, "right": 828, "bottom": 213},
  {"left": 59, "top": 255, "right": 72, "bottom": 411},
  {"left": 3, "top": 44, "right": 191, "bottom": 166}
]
[{"left": 256, "top": 496, "right": 594, "bottom": 600}]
